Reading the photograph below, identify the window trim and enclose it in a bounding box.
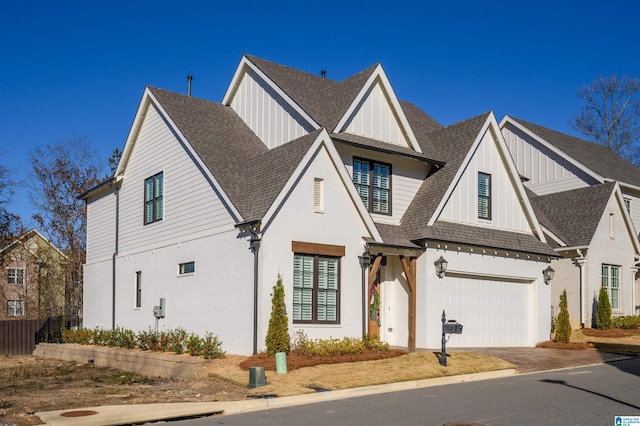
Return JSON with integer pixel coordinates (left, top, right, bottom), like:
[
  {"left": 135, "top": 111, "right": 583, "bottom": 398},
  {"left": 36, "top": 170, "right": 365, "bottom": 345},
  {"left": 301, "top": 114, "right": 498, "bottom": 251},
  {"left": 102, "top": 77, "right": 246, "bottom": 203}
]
[
  {"left": 352, "top": 157, "right": 392, "bottom": 216},
  {"left": 292, "top": 252, "right": 341, "bottom": 325},
  {"left": 144, "top": 172, "right": 164, "bottom": 225},
  {"left": 478, "top": 172, "right": 492, "bottom": 220},
  {"left": 7, "top": 268, "right": 25, "bottom": 285},
  {"left": 601, "top": 264, "right": 620, "bottom": 310}
]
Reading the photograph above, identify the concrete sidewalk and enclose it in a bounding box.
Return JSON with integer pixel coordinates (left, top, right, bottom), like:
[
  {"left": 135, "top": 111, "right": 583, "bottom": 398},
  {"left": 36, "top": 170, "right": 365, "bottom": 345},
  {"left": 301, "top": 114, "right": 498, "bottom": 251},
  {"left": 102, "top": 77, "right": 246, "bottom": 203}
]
[
  {"left": 36, "top": 348, "right": 636, "bottom": 425},
  {"left": 36, "top": 369, "right": 514, "bottom": 425}
]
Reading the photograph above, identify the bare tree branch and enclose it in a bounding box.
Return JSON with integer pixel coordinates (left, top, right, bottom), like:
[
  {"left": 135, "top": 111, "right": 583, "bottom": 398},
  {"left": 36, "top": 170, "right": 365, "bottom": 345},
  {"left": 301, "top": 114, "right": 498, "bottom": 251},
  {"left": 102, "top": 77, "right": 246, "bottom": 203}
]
[{"left": 571, "top": 74, "right": 640, "bottom": 165}]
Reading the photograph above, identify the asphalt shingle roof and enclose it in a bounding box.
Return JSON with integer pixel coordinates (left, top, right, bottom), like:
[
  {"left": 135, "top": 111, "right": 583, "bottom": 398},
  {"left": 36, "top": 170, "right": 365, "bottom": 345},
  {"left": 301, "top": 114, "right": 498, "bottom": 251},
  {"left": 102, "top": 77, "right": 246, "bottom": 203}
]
[
  {"left": 149, "top": 87, "right": 269, "bottom": 219},
  {"left": 509, "top": 117, "right": 640, "bottom": 187},
  {"left": 528, "top": 182, "right": 616, "bottom": 247}
]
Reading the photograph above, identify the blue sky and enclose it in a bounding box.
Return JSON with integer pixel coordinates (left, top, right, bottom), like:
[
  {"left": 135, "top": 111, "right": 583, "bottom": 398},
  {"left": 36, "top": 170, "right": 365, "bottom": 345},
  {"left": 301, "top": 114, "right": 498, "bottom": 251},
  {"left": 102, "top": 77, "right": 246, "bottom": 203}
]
[{"left": 2, "top": 0, "right": 639, "bottom": 225}]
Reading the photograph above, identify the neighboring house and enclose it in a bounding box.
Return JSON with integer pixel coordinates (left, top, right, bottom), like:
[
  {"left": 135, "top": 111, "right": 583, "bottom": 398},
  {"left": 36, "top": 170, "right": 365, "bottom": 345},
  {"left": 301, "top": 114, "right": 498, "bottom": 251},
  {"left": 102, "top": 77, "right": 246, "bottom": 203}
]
[
  {"left": 82, "top": 55, "right": 556, "bottom": 355},
  {"left": 0, "top": 229, "right": 68, "bottom": 320},
  {"left": 501, "top": 117, "right": 640, "bottom": 324}
]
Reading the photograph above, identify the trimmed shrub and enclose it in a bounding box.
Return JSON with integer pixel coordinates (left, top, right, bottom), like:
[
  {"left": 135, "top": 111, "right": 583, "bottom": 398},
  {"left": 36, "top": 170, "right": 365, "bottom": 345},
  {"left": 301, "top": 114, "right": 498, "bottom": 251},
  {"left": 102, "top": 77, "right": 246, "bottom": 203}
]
[
  {"left": 265, "top": 274, "right": 290, "bottom": 355},
  {"left": 555, "top": 289, "right": 571, "bottom": 343},
  {"left": 613, "top": 315, "right": 640, "bottom": 329},
  {"left": 290, "top": 330, "right": 390, "bottom": 357},
  {"left": 596, "top": 286, "right": 613, "bottom": 329}
]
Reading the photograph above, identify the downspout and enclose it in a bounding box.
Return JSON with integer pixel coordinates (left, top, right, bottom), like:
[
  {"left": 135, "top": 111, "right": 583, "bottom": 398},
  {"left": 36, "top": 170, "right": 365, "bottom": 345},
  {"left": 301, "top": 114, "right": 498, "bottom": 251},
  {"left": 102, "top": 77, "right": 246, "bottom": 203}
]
[
  {"left": 633, "top": 255, "right": 640, "bottom": 315},
  {"left": 112, "top": 187, "right": 120, "bottom": 330},
  {"left": 359, "top": 246, "right": 371, "bottom": 337},
  {"left": 575, "top": 249, "right": 586, "bottom": 328},
  {"left": 250, "top": 233, "right": 261, "bottom": 355}
]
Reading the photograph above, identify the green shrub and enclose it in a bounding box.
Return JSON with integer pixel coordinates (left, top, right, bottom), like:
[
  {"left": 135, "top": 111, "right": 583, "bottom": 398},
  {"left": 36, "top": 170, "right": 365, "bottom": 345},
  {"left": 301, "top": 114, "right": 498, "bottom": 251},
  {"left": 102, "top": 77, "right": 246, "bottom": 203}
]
[
  {"left": 290, "top": 330, "right": 389, "bottom": 357},
  {"left": 613, "top": 315, "right": 640, "bottom": 329},
  {"left": 265, "top": 274, "right": 290, "bottom": 355},
  {"left": 62, "top": 326, "right": 224, "bottom": 360},
  {"left": 186, "top": 333, "right": 204, "bottom": 357},
  {"left": 201, "top": 332, "right": 225, "bottom": 359},
  {"left": 555, "top": 289, "right": 571, "bottom": 343},
  {"left": 596, "top": 286, "right": 613, "bottom": 329},
  {"left": 167, "top": 327, "right": 188, "bottom": 354}
]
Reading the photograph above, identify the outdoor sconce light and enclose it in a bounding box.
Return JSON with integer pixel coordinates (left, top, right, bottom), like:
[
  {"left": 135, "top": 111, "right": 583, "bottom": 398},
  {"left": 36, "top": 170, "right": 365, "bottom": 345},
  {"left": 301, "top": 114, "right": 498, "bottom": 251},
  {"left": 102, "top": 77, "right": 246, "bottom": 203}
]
[
  {"left": 543, "top": 265, "right": 555, "bottom": 285},
  {"left": 434, "top": 256, "right": 448, "bottom": 278},
  {"left": 358, "top": 253, "right": 371, "bottom": 268}
]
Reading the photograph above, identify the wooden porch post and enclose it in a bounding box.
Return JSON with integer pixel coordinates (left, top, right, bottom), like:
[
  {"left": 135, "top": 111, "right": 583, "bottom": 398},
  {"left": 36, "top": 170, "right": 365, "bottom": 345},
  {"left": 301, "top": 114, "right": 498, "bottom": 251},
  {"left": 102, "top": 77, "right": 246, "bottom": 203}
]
[
  {"left": 400, "top": 255, "right": 417, "bottom": 348},
  {"left": 367, "top": 256, "right": 382, "bottom": 338}
]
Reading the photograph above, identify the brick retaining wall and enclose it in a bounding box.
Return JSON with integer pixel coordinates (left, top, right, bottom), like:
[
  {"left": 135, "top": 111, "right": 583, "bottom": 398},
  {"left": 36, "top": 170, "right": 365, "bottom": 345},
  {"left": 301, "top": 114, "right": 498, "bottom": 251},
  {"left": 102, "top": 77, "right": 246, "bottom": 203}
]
[{"left": 33, "top": 343, "right": 206, "bottom": 380}]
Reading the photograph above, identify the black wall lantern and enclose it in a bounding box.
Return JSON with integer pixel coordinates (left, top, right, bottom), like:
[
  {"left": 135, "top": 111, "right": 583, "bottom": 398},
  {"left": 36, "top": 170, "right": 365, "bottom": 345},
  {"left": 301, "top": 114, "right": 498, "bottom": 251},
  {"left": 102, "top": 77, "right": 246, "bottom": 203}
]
[
  {"left": 543, "top": 265, "right": 555, "bottom": 285},
  {"left": 434, "top": 256, "right": 448, "bottom": 278}
]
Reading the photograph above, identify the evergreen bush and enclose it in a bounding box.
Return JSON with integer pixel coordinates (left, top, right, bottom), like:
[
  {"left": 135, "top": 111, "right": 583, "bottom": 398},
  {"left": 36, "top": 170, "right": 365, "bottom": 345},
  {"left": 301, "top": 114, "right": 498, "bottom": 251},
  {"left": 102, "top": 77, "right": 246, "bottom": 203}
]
[
  {"left": 265, "top": 274, "right": 290, "bottom": 355},
  {"left": 596, "top": 286, "right": 613, "bottom": 329},
  {"left": 555, "top": 289, "right": 571, "bottom": 343}
]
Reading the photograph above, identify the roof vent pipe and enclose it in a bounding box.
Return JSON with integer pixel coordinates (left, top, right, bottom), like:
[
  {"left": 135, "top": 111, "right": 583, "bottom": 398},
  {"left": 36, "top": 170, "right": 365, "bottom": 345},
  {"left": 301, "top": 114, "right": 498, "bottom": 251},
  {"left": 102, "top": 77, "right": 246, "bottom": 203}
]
[
  {"left": 187, "top": 75, "right": 193, "bottom": 96},
  {"left": 321, "top": 70, "right": 326, "bottom": 78}
]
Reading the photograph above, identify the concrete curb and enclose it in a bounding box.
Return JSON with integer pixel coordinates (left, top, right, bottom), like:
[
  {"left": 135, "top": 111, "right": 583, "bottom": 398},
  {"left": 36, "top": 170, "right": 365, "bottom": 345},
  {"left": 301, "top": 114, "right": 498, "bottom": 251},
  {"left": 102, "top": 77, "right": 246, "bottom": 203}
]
[{"left": 36, "top": 369, "right": 515, "bottom": 425}]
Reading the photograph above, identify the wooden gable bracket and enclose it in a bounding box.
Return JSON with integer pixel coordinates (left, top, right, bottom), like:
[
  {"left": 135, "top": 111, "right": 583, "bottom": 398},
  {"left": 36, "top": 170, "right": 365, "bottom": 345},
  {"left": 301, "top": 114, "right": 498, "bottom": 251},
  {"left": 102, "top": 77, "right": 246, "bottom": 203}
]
[{"left": 399, "top": 255, "right": 417, "bottom": 349}]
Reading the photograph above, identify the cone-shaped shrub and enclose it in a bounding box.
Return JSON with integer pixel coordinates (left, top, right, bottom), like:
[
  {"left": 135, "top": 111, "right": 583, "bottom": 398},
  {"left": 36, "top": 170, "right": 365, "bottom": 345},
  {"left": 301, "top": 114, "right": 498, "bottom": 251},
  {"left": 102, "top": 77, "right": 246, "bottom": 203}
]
[
  {"left": 596, "top": 286, "right": 612, "bottom": 329},
  {"left": 266, "top": 274, "right": 289, "bottom": 355},
  {"left": 555, "top": 289, "right": 571, "bottom": 343}
]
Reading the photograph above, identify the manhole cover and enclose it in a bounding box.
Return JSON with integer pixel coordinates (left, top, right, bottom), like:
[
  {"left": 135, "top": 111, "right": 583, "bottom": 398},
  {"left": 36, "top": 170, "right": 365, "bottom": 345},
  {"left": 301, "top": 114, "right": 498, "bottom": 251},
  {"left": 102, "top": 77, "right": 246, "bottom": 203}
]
[
  {"left": 60, "top": 410, "right": 98, "bottom": 417},
  {"left": 443, "top": 423, "right": 486, "bottom": 426}
]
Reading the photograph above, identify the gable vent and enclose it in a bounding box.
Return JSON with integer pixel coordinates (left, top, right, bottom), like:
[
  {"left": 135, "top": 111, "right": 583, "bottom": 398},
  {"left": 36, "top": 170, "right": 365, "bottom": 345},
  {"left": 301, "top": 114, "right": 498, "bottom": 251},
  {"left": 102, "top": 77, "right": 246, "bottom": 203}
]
[{"left": 314, "top": 178, "right": 324, "bottom": 212}]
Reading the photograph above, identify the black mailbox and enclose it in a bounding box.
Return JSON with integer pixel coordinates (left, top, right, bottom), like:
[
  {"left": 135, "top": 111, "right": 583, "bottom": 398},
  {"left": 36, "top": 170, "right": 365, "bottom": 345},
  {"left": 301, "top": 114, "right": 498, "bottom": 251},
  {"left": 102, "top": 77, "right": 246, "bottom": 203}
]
[{"left": 443, "top": 319, "right": 463, "bottom": 334}]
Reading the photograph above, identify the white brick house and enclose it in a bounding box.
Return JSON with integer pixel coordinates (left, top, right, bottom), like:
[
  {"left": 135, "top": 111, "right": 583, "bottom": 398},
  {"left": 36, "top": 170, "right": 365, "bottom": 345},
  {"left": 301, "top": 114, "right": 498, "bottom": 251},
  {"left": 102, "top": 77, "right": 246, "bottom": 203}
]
[{"left": 82, "top": 56, "right": 556, "bottom": 355}]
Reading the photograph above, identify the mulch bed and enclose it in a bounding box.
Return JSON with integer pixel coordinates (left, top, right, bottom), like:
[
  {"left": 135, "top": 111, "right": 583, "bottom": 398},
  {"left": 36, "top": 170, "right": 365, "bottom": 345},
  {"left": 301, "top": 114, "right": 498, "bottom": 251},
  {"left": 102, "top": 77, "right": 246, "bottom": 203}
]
[
  {"left": 239, "top": 349, "right": 408, "bottom": 371},
  {"left": 536, "top": 341, "right": 593, "bottom": 350},
  {"left": 580, "top": 328, "right": 640, "bottom": 338}
]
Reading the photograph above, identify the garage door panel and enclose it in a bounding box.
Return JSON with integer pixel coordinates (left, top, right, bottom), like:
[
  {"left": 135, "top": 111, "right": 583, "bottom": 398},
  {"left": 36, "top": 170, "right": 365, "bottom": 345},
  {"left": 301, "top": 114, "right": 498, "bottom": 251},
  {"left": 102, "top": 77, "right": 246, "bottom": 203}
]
[{"left": 444, "top": 276, "right": 530, "bottom": 347}]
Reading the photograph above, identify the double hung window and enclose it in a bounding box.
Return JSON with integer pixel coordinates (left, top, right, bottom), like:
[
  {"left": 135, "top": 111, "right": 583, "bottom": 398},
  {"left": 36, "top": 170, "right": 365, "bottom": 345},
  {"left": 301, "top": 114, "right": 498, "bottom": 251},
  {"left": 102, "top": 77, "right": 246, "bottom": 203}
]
[
  {"left": 353, "top": 158, "right": 391, "bottom": 215},
  {"left": 144, "top": 172, "right": 163, "bottom": 225},
  {"left": 601, "top": 264, "right": 620, "bottom": 310},
  {"left": 293, "top": 253, "right": 340, "bottom": 323}
]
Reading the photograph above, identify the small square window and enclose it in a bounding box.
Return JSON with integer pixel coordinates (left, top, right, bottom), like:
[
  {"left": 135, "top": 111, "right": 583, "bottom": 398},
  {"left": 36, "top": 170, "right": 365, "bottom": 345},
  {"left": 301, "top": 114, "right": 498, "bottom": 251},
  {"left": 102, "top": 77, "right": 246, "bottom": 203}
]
[
  {"left": 179, "top": 262, "right": 195, "bottom": 275},
  {"left": 7, "top": 300, "right": 25, "bottom": 317}
]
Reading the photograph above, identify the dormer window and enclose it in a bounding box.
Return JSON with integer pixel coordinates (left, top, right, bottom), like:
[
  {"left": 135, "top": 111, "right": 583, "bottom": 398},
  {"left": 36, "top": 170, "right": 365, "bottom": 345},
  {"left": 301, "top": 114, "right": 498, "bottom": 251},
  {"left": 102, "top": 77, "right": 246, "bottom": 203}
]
[{"left": 353, "top": 158, "right": 391, "bottom": 215}]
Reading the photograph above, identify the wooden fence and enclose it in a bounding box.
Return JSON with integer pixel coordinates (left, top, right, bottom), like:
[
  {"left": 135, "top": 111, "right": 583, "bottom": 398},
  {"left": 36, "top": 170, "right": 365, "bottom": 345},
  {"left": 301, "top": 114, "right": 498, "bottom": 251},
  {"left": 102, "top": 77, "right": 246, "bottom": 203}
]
[
  {"left": 0, "top": 318, "right": 45, "bottom": 355},
  {"left": 0, "top": 317, "right": 81, "bottom": 355}
]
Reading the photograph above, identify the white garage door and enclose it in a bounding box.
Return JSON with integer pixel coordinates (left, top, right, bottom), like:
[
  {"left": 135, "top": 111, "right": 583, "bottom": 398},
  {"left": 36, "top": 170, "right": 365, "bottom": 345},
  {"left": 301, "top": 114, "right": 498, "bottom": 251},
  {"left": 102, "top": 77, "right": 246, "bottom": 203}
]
[{"left": 443, "top": 275, "right": 531, "bottom": 347}]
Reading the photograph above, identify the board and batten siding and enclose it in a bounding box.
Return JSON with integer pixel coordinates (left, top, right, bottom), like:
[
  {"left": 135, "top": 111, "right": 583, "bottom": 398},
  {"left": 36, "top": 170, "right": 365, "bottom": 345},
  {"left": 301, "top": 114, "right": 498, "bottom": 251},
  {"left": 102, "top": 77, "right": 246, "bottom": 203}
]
[
  {"left": 85, "top": 188, "right": 117, "bottom": 264},
  {"left": 336, "top": 144, "right": 429, "bottom": 224},
  {"left": 230, "top": 68, "right": 315, "bottom": 149},
  {"left": 502, "top": 124, "right": 598, "bottom": 195},
  {"left": 341, "top": 79, "right": 410, "bottom": 146},
  {"left": 117, "top": 103, "right": 236, "bottom": 255},
  {"left": 439, "top": 129, "right": 531, "bottom": 233}
]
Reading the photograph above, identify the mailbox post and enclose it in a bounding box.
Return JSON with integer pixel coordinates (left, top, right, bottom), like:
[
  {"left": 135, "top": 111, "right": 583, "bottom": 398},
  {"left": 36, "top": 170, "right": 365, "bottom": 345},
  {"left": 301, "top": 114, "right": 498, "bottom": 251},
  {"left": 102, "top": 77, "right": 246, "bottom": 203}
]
[{"left": 440, "top": 310, "right": 463, "bottom": 366}]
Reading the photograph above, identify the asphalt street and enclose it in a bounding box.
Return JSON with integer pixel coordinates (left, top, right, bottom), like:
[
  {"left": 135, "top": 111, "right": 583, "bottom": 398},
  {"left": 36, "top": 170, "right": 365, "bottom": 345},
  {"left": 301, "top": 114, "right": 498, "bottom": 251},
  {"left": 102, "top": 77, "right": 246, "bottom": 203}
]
[{"left": 175, "top": 358, "right": 640, "bottom": 426}]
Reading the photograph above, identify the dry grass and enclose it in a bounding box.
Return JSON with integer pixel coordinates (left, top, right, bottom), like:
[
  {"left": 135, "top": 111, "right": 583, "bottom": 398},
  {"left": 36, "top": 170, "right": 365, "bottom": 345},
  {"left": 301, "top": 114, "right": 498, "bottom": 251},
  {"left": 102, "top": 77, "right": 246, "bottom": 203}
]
[
  {"left": 572, "top": 328, "right": 640, "bottom": 353},
  {"left": 205, "top": 351, "right": 514, "bottom": 397}
]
